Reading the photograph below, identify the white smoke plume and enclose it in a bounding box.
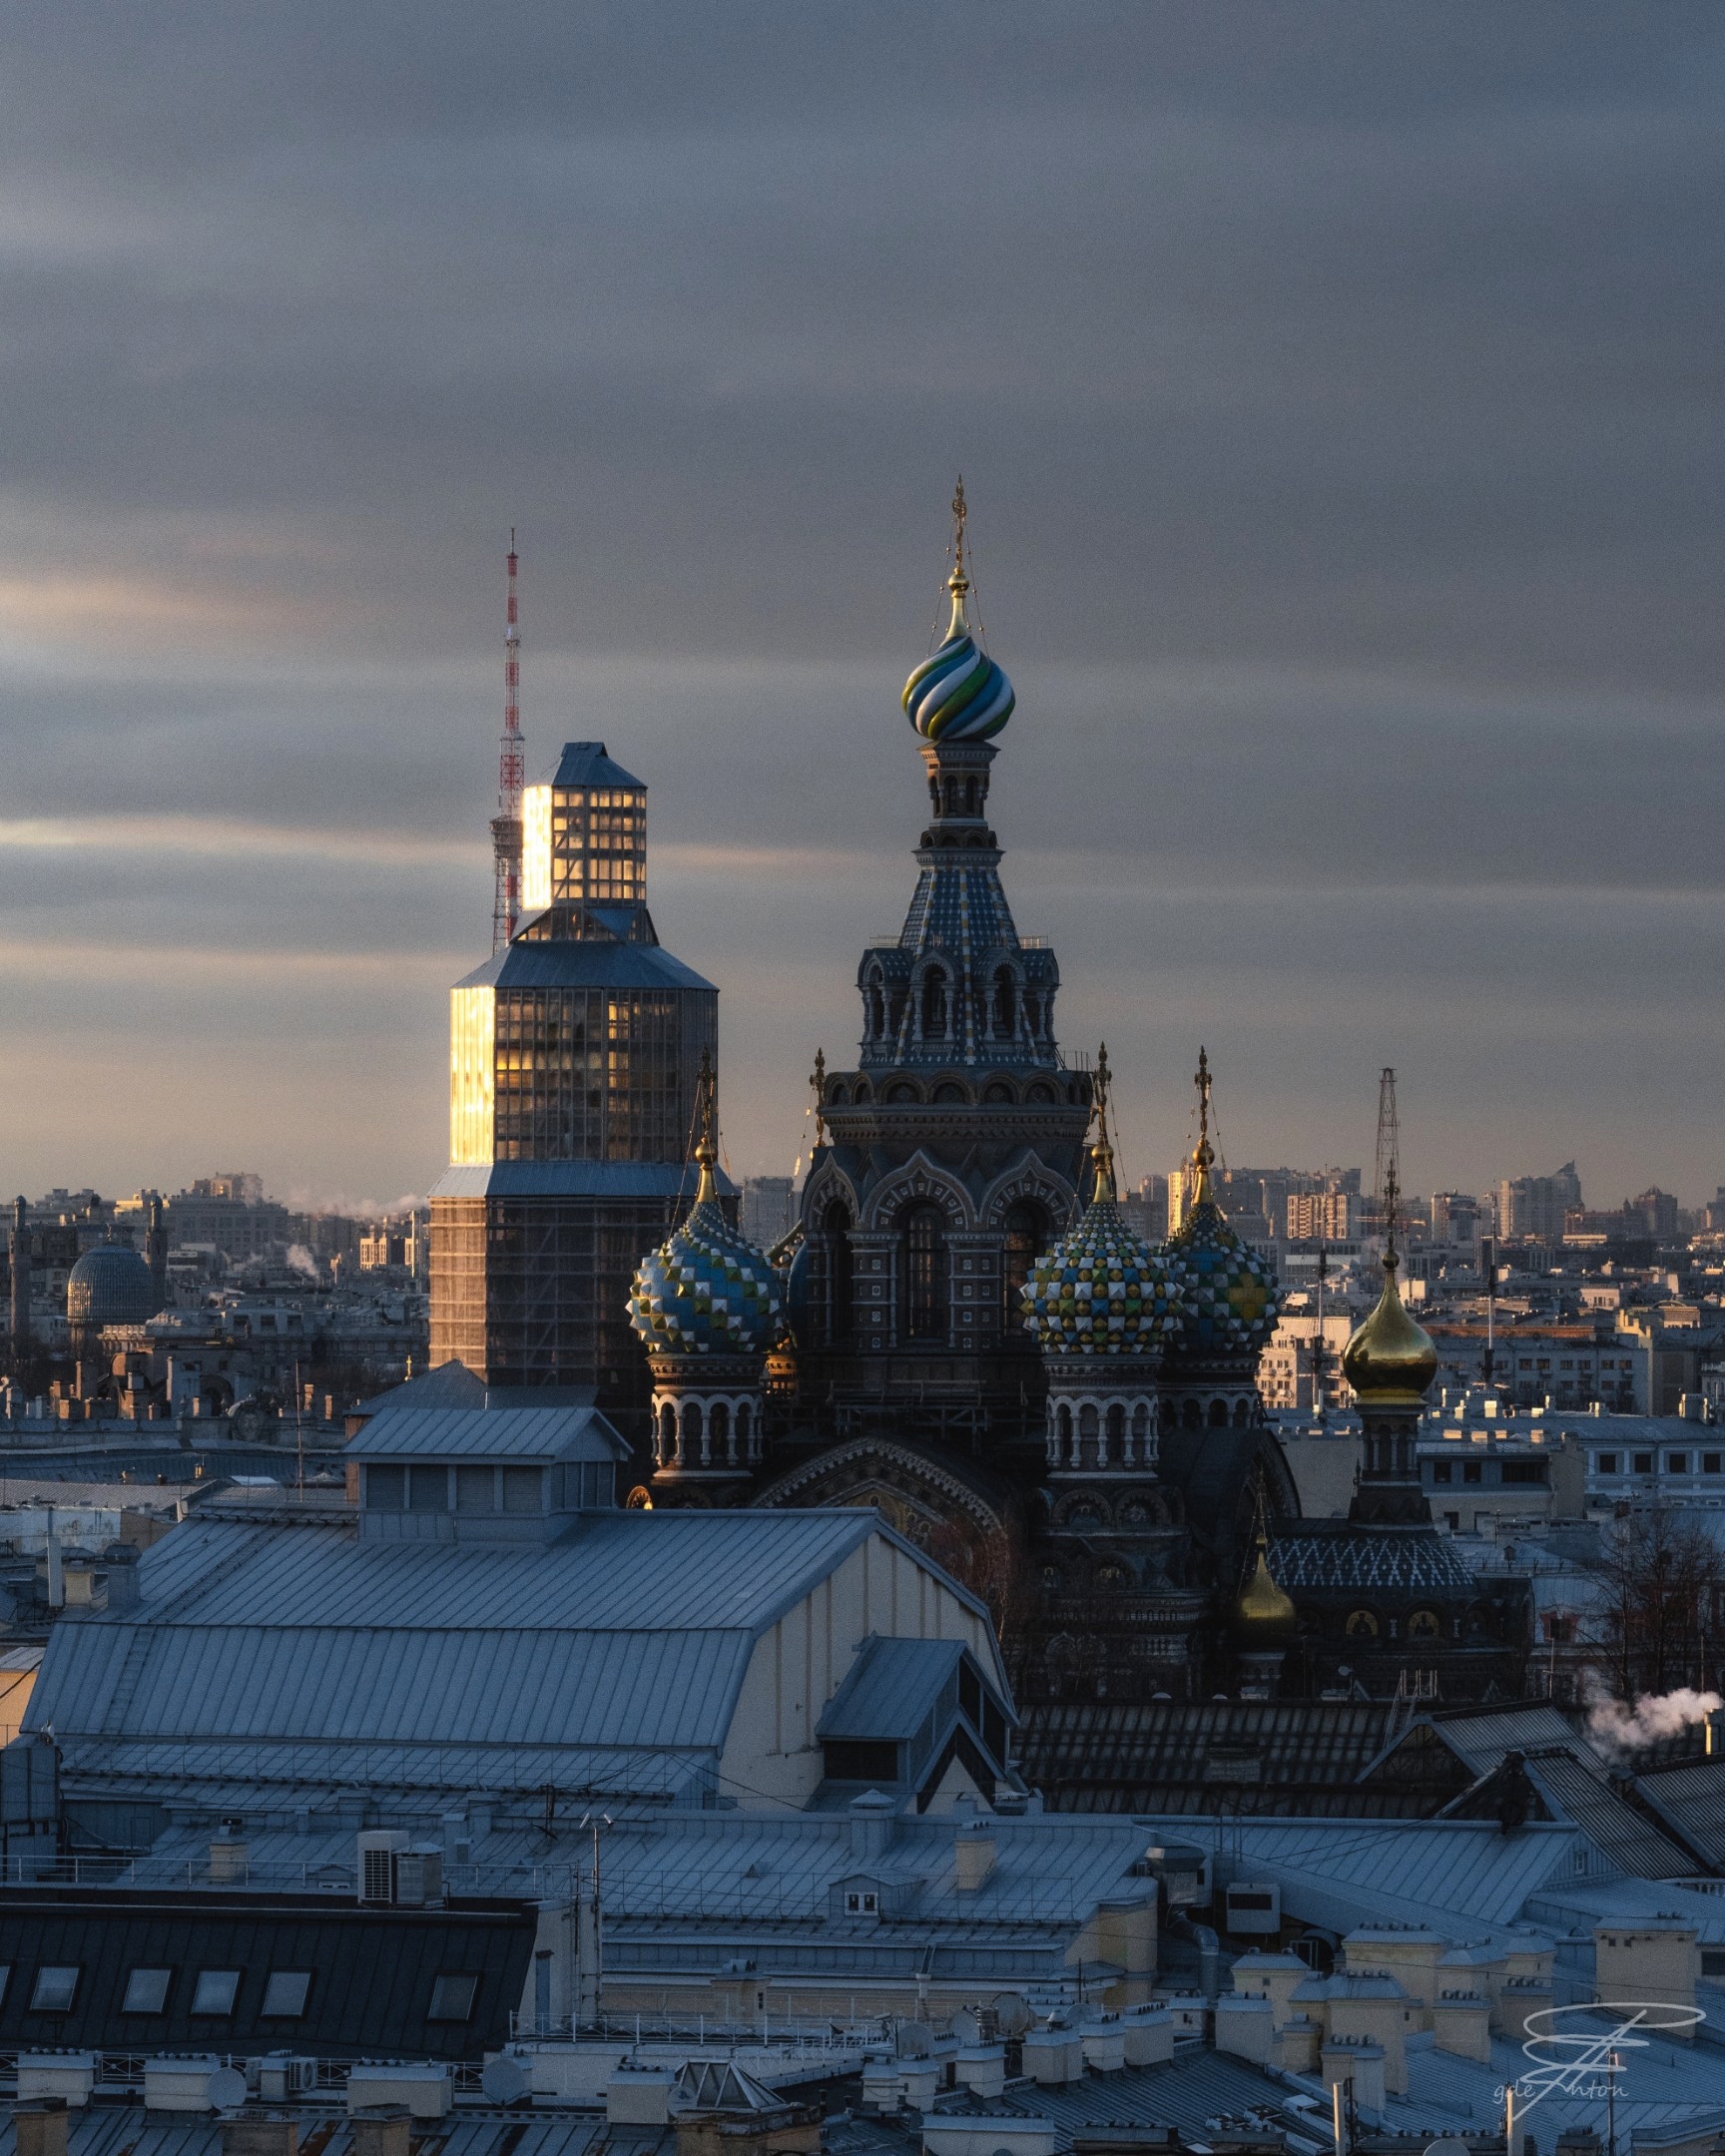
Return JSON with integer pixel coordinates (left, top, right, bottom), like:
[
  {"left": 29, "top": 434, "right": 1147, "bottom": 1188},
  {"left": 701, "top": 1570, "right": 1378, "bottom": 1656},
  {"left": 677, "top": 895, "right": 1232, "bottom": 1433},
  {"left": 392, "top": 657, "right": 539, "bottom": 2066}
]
[
  {"left": 284, "top": 1244, "right": 319, "bottom": 1281},
  {"left": 1585, "top": 1680, "right": 1720, "bottom": 1758}
]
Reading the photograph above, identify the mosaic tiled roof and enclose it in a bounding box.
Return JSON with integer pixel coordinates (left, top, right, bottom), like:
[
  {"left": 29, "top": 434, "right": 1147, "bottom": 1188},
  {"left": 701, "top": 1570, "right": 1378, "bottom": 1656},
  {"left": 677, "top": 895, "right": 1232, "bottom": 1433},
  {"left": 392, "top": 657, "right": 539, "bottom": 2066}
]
[
  {"left": 1267, "top": 1526, "right": 1478, "bottom": 1594},
  {"left": 1166, "top": 1195, "right": 1279, "bottom": 1355},
  {"left": 629, "top": 1161, "right": 781, "bottom": 1357},
  {"left": 1023, "top": 1148, "right": 1184, "bottom": 1356}
]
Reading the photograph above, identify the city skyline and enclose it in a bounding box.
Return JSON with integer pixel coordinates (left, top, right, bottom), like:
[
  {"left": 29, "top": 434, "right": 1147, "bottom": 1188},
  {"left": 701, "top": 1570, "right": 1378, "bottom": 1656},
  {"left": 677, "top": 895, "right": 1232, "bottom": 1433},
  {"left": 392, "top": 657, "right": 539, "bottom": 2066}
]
[{"left": 1, "top": 6, "right": 1719, "bottom": 1202}]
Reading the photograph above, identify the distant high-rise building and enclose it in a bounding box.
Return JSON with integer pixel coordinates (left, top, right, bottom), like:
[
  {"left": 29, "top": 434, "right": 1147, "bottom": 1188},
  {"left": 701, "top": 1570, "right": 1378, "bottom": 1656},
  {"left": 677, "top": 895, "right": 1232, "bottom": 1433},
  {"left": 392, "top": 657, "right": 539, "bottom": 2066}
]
[
  {"left": 1285, "top": 1189, "right": 1362, "bottom": 1243},
  {"left": 740, "top": 1176, "right": 797, "bottom": 1251},
  {"left": 1431, "top": 1191, "right": 1481, "bottom": 1249},
  {"left": 1495, "top": 1162, "right": 1581, "bottom": 1245},
  {"left": 428, "top": 741, "right": 719, "bottom": 1428}
]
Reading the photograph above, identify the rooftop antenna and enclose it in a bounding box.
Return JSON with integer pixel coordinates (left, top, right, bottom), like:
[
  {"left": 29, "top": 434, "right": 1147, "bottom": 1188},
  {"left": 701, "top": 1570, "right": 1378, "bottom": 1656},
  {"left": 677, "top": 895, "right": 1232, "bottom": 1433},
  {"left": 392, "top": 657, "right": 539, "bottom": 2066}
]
[
  {"left": 490, "top": 532, "right": 525, "bottom": 951},
  {"left": 1375, "top": 1065, "right": 1401, "bottom": 1266}
]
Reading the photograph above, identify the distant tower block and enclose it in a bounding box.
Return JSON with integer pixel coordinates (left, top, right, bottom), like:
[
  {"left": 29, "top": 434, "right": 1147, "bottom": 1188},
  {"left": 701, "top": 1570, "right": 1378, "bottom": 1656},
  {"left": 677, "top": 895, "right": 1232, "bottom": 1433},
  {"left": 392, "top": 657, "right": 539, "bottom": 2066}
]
[
  {"left": 490, "top": 534, "right": 525, "bottom": 952},
  {"left": 8, "top": 1198, "right": 29, "bottom": 1363}
]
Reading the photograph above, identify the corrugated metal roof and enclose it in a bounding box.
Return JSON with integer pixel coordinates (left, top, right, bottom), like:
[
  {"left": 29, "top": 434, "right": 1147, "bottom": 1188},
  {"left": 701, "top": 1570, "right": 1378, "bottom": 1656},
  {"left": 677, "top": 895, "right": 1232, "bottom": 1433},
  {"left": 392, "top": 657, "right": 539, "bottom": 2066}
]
[
  {"left": 1423, "top": 1704, "right": 1584, "bottom": 1773},
  {"left": 1140, "top": 1814, "right": 1577, "bottom": 1939},
  {"left": 1519, "top": 1751, "right": 1696, "bottom": 1880},
  {"left": 1020, "top": 1698, "right": 1400, "bottom": 1814},
  {"left": 819, "top": 1636, "right": 965, "bottom": 1741},
  {"left": 1636, "top": 1758, "right": 1725, "bottom": 1868},
  {"left": 28, "top": 1509, "right": 997, "bottom": 1790},
  {"left": 346, "top": 1403, "right": 629, "bottom": 1460},
  {"left": 0, "top": 2109, "right": 667, "bottom": 2156},
  {"left": 117, "top": 1509, "right": 883, "bottom": 1631},
  {"left": 1393, "top": 2017, "right": 1725, "bottom": 2144},
  {"left": 39, "top": 1617, "right": 753, "bottom": 1752},
  {"left": 985, "top": 2048, "right": 1292, "bottom": 2136}
]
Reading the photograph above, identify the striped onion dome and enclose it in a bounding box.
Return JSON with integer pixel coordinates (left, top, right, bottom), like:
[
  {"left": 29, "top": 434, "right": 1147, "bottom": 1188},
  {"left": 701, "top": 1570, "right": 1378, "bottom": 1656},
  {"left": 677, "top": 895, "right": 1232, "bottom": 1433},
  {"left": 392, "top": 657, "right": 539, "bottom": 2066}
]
[
  {"left": 1022, "top": 1142, "right": 1185, "bottom": 1356},
  {"left": 902, "top": 579, "right": 1015, "bottom": 744},
  {"left": 629, "top": 1149, "right": 782, "bottom": 1356}
]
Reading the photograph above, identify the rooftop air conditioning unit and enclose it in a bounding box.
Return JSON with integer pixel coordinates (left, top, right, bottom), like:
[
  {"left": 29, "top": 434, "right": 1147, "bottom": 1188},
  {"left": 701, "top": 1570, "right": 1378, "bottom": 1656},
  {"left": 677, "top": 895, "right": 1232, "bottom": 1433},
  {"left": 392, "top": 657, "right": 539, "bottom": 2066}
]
[
  {"left": 1224, "top": 1881, "right": 1282, "bottom": 1935},
  {"left": 356, "top": 1830, "right": 410, "bottom": 1904},
  {"left": 393, "top": 1845, "right": 444, "bottom": 1906}
]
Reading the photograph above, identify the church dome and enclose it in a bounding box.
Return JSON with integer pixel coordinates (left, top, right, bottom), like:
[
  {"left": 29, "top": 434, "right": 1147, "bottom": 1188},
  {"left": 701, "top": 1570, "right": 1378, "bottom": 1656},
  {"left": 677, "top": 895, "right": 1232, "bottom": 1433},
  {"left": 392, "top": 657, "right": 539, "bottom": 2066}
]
[
  {"left": 1165, "top": 1146, "right": 1279, "bottom": 1356},
  {"left": 629, "top": 1148, "right": 782, "bottom": 1358},
  {"left": 67, "top": 1244, "right": 160, "bottom": 1333},
  {"left": 1234, "top": 1536, "right": 1297, "bottom": 1639},
  {"left": 1343, "top": 1254, "right": 1438, "bottom": 1408},
  {"left": 1022, "top": 1140, "right": 1184, "bottom": 1357},
  {"left": 901, "top": 482, "right": 1014, "bottom": 744}
]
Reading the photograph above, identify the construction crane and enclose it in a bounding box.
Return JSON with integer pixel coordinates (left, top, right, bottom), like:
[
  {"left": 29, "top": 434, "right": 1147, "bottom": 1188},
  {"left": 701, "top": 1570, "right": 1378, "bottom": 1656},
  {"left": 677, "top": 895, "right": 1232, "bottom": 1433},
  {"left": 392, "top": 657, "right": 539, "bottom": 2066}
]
[{"left": 490, "top": 533, "right": 524, "bottom": 951}]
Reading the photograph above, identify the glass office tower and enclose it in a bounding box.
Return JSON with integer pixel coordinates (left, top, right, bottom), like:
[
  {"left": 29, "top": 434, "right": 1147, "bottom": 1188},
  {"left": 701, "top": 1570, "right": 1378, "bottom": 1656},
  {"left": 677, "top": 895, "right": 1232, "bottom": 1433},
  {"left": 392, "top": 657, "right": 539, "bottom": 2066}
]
[{"left": 429, "top": 742, "right": 721, "bottom": 1429}]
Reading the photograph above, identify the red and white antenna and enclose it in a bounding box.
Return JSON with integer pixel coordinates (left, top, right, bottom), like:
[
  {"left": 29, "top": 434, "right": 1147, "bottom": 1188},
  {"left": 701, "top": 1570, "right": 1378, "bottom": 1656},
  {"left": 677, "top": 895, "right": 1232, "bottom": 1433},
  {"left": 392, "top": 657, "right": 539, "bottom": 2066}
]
[{"left": 490, "top": 531, "right": 524, "bottom": 950}]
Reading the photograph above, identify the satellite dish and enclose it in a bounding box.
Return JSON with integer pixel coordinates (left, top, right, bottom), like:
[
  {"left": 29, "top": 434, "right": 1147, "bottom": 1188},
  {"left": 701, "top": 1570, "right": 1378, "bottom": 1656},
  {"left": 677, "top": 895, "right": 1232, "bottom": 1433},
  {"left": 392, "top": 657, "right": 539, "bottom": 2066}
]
[
  {"left": 1425, "top": 2140, "right": 1472, "bottom": 2156},
  {"left": 895, "top": 2021, "right": 935, "bottom": 2060},
  {"left": 208, "top": 2069, "right": 249, "bottom": 2111},
  {"left": 950, "top": 2007, "right": 982, "bottom": 2045},
  {"left": 992, "top": 1992, "right": 1033, "bottom": 2038},
  {"left": 482, "top": 2058, "right": 532, "bottom": 2104}
]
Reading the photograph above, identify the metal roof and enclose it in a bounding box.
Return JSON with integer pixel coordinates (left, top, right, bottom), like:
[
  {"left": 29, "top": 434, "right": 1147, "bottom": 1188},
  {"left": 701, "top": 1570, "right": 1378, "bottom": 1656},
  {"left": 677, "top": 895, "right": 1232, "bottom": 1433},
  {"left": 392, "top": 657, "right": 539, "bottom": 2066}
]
[
  {"left": 0, "top": 1886, "right": 535, "bottom": 2059},
  {"left": 1391, "top": 2016, "right": 1725, "bottom": 2146},
  {"left": 983, "top": 2047, "right": 1295, "bottom": 2138},
  {"left": 818, "top": 1636, "right": 966, "bottom": 1741},
  {"left": 1018, "top": 1698, "right": 1400, "bottom": 1815},
  {"left": 0, "top": 2110, "right": 665, "bottom": 2156},
  {"left": 1141, "top": 1814, "right": 1576, "bottom": 1940},
  {"left": 553, "top": 740, "right": 646, "bottom": 791},
  {"left": 1634, "top": 1757, "right": 1725, "bottom": 1869},
  {"left": 28, "top": 1509, "right": 999, "bottom": 1795},
  {"left": 1516, "top": 1751, "right": 1696, "bottom": 1880},
  {"left": 345, "top": 1403, "right": 630, "bottom": 1461},
  {"left": 429, "top": 1161, "right": 729, "bottom": 1202},
  {"left": 1268, "top": 1524, "right": 1480, "bottom": 1592},
  {"left": 1418, "top": 1703, "right": 1585, "bottom": 1772},
  {"left": 455, "top": 940, "right": 714, "bottom": 994}
]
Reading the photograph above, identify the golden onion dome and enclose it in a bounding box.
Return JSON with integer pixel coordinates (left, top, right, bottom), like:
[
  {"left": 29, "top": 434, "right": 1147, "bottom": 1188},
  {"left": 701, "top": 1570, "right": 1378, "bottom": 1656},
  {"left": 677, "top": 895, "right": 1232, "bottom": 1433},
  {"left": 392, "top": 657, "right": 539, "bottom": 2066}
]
[
  {"left": 1235, "top": 1536, "right": 1296, "bottom": 1635},
  {"left": 1343, "top": 1254, "right": 1438, "bottom": 1407}
]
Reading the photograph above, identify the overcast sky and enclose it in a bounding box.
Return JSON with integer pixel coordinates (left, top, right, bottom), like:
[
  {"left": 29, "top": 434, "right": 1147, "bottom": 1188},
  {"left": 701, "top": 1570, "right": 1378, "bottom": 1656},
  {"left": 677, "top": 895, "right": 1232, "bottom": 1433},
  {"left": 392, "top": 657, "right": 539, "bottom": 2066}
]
[{"left": 1, "top": 3, "right": 1721, "bottom": 1212}]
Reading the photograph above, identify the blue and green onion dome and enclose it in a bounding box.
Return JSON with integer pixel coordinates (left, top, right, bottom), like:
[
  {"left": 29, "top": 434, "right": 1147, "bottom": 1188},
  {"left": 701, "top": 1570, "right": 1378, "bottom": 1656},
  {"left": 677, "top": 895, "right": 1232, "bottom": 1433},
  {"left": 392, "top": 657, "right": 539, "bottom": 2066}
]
[
  {"left": 902, "top": 585, "right": 1015, "bottom": 744},
  {"left": 629, "top": 1152, "right": 782, "bottom": 1357},
  {"left": 1021, "top": 1147, "right": 1185, "bottom": 1356},
  {"left": 1165, "top": 1144, "right": 1279, "bottom": 1355}
]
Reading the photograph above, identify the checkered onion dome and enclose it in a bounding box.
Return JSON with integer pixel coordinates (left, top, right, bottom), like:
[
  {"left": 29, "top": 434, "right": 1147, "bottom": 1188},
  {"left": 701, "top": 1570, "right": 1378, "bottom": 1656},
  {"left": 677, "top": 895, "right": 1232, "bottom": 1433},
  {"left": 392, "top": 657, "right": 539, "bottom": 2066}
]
[
  {"left": 1165, "top": 1198, "right": 1279, "bottom": 1354},
  {"left": 1021, "top": 1182, "right": 1185, "bottom": 1356},
  {"left": 629, "top": 1191, "right": 782, "bottom": 1356}
]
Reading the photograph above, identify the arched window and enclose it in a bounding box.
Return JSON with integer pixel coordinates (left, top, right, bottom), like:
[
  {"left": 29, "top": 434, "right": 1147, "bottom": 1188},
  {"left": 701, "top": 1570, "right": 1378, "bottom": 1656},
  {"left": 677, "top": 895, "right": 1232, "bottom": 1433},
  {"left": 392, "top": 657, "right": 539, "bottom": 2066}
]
[
  {"left": 992, "top": 967, "right": 1016, "bottom": 1039},
  {"left": 964, "top": 777, "right": 980, "bottom": 815},
  {"left": 1023, "top": 994, "right": 1042, "bottom": 1037},
  {"left": 658, "top": 1401, "right": 677, "bottom": 1466},
  {"left": 1002, "top": 1200, "right": 1044, "bottom": 1330},
  {"left": 710, "top": 1400, "right": 731, "bottom": 1462},
  {"left": 866, "top": 969, "right": 886, "bottom": 1038},
  {"left": 1207, "top": 1397, "right": 1230, "bottom": 1427},
  {"left": 901, "top": 1202, "right": 947, "bottom": 1342},
  {"left": 1105, "top": 1402, "right": 1125, "bottom": 1465},
  {"left": 921, "top": 967, "right": 948, "bottom": 1040},
  {"left": 824, "top": 1201, "right": 853, "bottom": 1345}
]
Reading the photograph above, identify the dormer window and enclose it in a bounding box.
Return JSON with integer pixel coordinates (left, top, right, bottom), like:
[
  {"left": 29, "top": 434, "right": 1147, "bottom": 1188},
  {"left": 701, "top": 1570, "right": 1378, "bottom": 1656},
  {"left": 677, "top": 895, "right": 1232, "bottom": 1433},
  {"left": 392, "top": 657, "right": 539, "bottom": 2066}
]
[{"left": 845, "top": 1889, "right": 879, "bottom": 1916}]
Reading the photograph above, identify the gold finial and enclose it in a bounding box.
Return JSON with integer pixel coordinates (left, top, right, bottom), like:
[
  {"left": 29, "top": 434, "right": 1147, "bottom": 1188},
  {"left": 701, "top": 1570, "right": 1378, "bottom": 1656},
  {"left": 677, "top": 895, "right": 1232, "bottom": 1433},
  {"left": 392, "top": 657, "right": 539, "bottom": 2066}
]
[
  {"left": 1088, "top": 1043, "right": 1117, "bottom": 1204},
  {"left": 694, "top": 1046, "right": 718, "bottom": 1204},
  {"left": 811, "top": 1047, "right": 828, "bottom": 1146},
  {"left": 1190, "top": 1044, "right": 1216, "bottom": 1201},
  {"left": 949, "top": 475, "right": 969, "bottom": 595}
]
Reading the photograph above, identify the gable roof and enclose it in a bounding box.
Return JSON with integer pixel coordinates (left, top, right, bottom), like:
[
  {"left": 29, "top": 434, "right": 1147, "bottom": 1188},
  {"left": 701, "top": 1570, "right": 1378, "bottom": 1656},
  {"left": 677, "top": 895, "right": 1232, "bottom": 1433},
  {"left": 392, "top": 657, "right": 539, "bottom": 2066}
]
[{"left": 346, "top": 1403, "right": 629, "bottom": 1462}]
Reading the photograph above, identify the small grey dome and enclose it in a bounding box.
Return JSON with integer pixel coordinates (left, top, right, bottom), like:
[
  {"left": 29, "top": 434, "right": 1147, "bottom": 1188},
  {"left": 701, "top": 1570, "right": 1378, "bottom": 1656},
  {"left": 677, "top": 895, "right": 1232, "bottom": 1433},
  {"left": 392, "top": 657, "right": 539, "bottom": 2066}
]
[{"left": 67, "top": 1245, "right": 161, "bottom": 1333}]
